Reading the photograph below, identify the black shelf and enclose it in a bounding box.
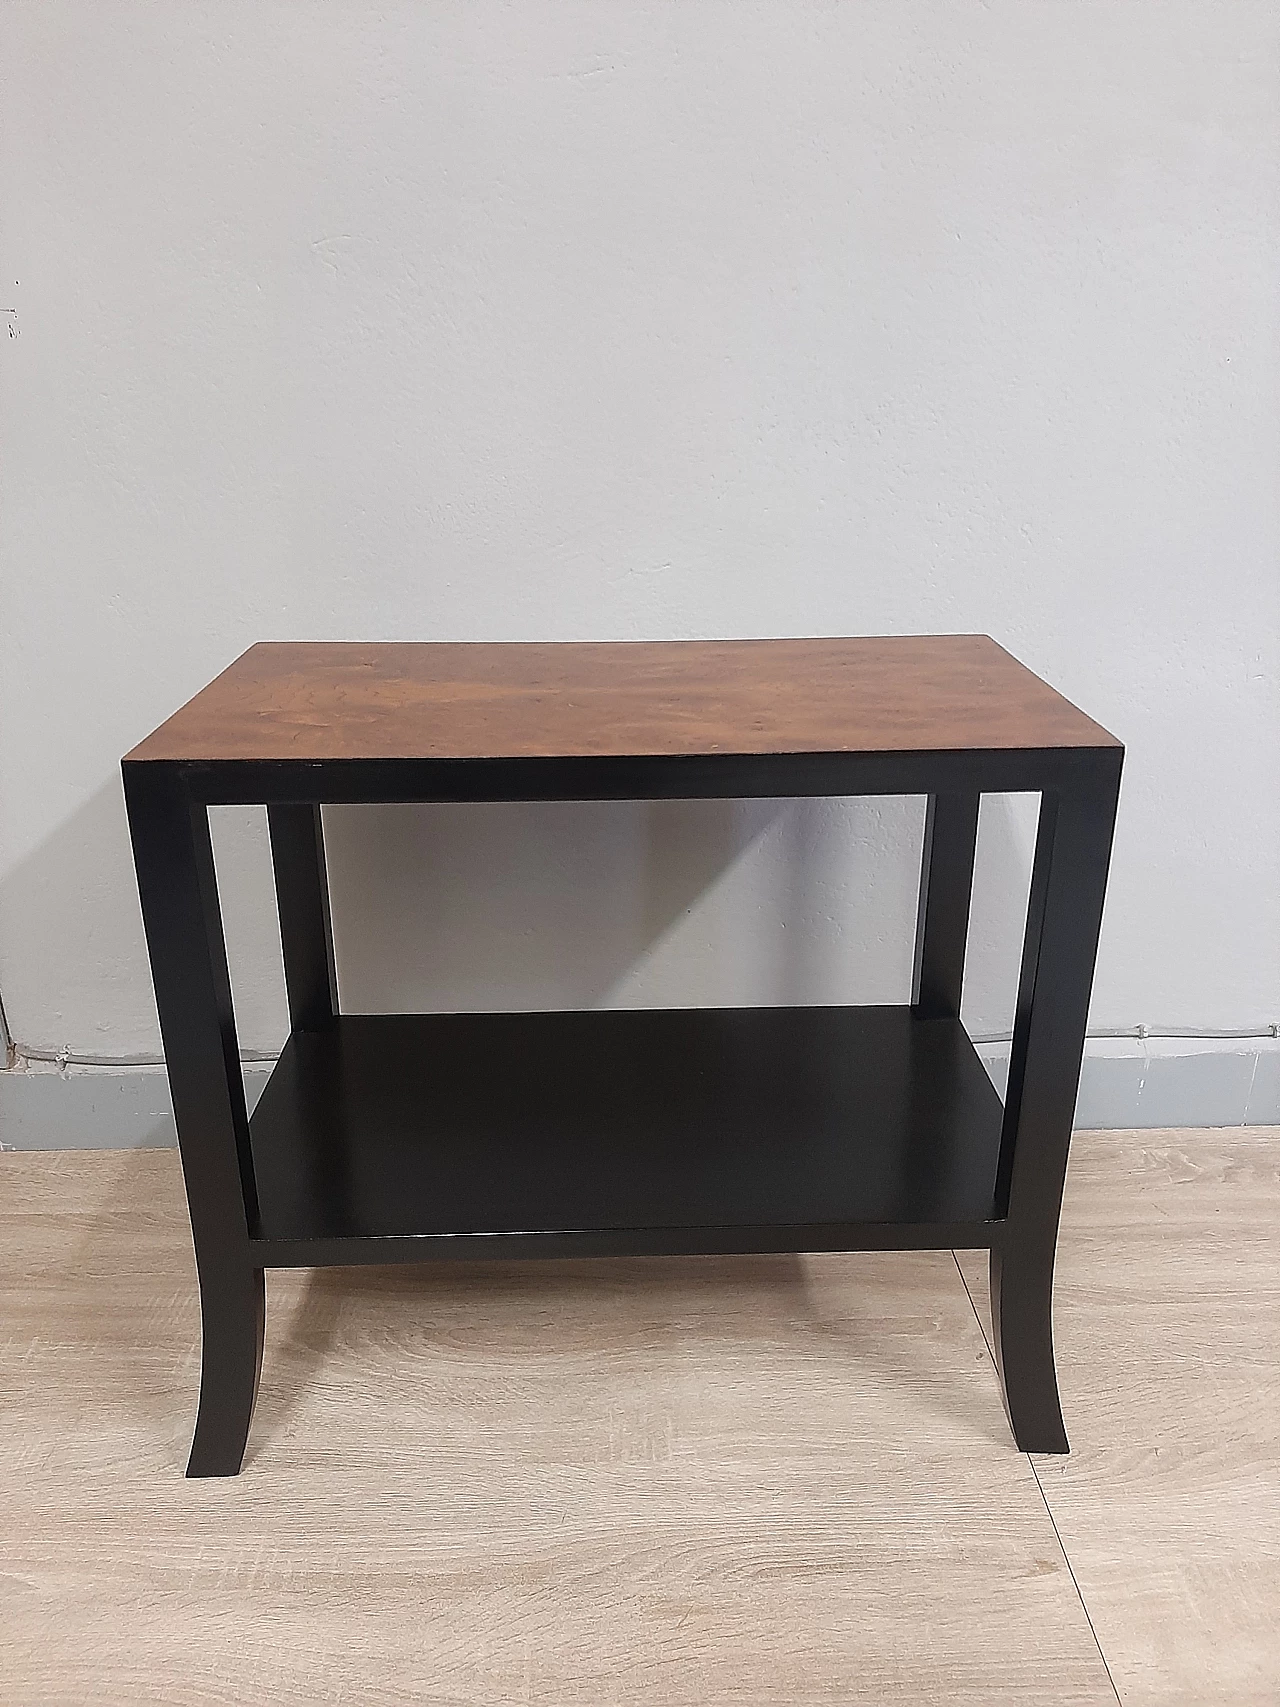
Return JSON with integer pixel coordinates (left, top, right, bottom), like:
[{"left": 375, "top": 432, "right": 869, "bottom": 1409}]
[{"left": 247, "top": 1006, "right": 1005, "bottom": 1264}]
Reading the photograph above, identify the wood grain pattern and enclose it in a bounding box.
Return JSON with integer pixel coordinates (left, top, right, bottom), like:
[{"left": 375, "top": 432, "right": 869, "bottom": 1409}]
[
  {"left": 123, "top": 636, "right": 1119, "bottom": 765},
  {"left": 958, "top": 1127, "right": 1280, "bottom": 1707},
  {"left": 0, "top": 1148, "right": 1114, "bottom": 1707}
]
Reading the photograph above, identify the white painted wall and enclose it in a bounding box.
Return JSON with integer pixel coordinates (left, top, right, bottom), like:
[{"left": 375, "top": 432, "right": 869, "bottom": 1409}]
[{"left": 2, "top": 0, "right": 1277, "bottom": 1063}]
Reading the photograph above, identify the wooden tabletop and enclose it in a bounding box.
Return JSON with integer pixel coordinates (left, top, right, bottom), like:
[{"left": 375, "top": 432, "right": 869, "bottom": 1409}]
[{"left": 123, "top": 636, "right": 1119, "bottom": 765}]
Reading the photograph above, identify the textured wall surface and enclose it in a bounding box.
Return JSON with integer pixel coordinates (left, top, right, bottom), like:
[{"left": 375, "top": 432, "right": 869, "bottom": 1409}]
[{"left": 1, "top": 1, "right": 1277, "bottom": 1061}]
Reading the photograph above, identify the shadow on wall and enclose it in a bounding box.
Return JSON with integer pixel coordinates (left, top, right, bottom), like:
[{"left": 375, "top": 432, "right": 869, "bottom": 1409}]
[
  {"left": 294, "top": 791, "right": 1036, "bottom": 1030},
  {"left": 0, "top": 780, "right": 1037, "bottom": 1058},
  {"left": 324, "top": 796, "right": 923, "bottom": 1014}
]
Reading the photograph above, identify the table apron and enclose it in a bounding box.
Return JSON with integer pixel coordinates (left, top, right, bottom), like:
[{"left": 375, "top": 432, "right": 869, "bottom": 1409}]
[{"left": 154, "top": 746, "right": 1118, "bottom": 806}]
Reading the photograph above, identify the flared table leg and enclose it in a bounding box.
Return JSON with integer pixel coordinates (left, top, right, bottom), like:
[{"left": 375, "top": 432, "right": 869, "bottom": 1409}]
[
  {"left": 991, "top": 760, "right": 1121, "bottom": 1452},
  {"left": 124, "top": 764, "right": 263, "bottom": 1476}
]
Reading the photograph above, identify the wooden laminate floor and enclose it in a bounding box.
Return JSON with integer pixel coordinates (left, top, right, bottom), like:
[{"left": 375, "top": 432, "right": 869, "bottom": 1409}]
[{"left": 1, "top": 1129, "right": 1277, "bottom": 1706}]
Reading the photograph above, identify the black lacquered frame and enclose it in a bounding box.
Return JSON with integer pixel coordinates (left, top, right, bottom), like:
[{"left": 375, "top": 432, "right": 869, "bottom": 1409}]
[{"left": 124, "top": 742, "right": 1121, "bottom": 1476}]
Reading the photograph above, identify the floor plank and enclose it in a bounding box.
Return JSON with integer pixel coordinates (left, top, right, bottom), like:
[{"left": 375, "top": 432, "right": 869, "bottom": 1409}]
[
  {"left": 0, "top": 1149, "right": 1112, "bottom": 1706},
  {"left": 958, "top": 1127, "right": 1280, "bottom": 1707}
]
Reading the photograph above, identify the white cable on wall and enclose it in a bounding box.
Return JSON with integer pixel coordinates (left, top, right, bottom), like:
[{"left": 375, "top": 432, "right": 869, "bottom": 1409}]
[{"left": 9, "top": 1021, "right": 1279, "bottom": 1070}]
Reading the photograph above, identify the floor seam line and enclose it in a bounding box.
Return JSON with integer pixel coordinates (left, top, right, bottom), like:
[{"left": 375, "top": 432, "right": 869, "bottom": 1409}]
[
  {"left": 951, "top": 1247, "right": 995, "bottom": 1365},
  {"left": 950, "top": 1250, "right": 1124, "bottom": 1707},
  {"left": 1027, "top": 1454, "right": 1124, "bottom": 1707}
]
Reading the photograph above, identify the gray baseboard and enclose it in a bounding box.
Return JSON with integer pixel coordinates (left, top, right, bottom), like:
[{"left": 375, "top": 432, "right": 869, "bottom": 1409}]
[
  {"left": 0, "top": 1065, "right": 275, "bottom": 1151},
  {"left": 975, "top": 1038, "right": 1279, "bottom": 1131},
  {"left": 1, "top": 1038, "right": 1277, "bottom": 1151}
]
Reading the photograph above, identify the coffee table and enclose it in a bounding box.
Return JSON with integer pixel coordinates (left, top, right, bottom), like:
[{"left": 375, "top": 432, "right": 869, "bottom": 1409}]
[{"left": 123, "top": 636, "right": 1122, "bottom": 1476}]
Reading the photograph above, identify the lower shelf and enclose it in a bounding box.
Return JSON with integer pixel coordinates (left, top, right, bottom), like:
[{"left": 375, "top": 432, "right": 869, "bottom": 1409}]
[{"left": 247, "top": 1006, "right": 1005, "bottom": 1264}]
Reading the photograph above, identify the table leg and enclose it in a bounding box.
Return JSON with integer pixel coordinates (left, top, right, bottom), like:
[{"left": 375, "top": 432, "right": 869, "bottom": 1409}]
[
  {"left": 991, "top": 762, "right": 1121, "bottom": 1452},
  {"left": 912, "top": 792, "right": 980, "bottom": 1020},
  {"left": 268, "top": 804, "right": 339, "bottom": 1031},
  {"left": 124, "top": 766, "right": 263, "bottom": 1476}
]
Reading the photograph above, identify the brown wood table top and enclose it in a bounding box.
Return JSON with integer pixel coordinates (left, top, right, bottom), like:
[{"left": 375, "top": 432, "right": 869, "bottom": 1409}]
[{"left": 124, "top": 636, "right": 1119, "bottom": 765}]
